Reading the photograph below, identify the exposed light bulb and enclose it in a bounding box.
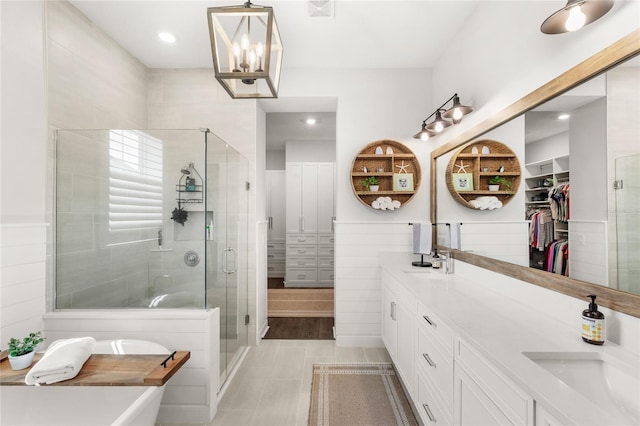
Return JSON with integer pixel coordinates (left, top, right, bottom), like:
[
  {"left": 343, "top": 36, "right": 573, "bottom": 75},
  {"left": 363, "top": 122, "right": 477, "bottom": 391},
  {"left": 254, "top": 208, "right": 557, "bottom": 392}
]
[
  {"left": 452, "top": 108, "right": 463, "bottom": 121},
  {"left": 565, "top": 5, "right": 586, "bottom": 32},
  {"left": 435, "top": 122, "right": 444, "bottom": 133},
  {"left": 241, "top": 34, "right": 249, "bottom": 50},
  {"left": 158, "top": 32, "right": 176, "bottom": 43},
  {"left": 420, "top": 132, "right": 430, "bottom": 142}
]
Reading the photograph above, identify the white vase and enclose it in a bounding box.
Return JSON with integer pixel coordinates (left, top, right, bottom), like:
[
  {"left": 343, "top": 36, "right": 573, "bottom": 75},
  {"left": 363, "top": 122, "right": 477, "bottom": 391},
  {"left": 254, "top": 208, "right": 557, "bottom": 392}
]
[
  {"left": 8, "top": 351, "right": 35, "bottom": 371},
  {"left": 488, "top": 184, "right": 500, "bottom": 191},
  {"left": 369, "top": 185, "right": 379, "bottom": 192}
]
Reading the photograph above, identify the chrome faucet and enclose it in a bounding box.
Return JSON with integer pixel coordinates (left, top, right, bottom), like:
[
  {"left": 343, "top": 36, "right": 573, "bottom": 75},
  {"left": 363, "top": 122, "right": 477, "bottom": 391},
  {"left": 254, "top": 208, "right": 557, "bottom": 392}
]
[{"left": 440, "top": 250, "right": 453, "bottom": 274}]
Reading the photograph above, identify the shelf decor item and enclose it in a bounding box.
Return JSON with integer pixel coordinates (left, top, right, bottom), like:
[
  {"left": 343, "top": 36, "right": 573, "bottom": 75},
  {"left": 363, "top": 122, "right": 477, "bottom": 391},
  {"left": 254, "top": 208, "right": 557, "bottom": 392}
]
[
  {"left": 452, "top": 173, "right": 474, "bottom": 191},
  {"left": 393, "top": 173, "right": 414, "bottom": 191},
  {"left": 362, "top": 176, "right": 380, "bottom": 192},
  {"left": 488, "top": 175, "right": 511, "bottom": 191}
]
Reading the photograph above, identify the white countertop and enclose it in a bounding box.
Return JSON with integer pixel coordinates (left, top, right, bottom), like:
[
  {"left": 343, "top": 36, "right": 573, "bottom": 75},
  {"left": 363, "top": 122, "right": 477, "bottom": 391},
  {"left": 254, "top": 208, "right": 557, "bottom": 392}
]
[{"left": 380, "top": 252, "right": 639, "bottom": 426}]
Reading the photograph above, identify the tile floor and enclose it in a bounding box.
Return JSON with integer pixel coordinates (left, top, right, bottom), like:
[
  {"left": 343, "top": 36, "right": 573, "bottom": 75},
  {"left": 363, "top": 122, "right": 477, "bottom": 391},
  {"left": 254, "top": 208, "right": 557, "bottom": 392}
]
[{"left": 209, "top": 339, "right": 391, "bottom": 426}]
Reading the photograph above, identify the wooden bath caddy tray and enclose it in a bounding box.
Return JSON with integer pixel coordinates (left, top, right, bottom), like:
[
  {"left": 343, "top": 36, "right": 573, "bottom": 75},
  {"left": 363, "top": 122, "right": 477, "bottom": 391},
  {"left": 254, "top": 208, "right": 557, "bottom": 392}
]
[{"left": 0, "top": 350, "right": 189, "bottom": 386}]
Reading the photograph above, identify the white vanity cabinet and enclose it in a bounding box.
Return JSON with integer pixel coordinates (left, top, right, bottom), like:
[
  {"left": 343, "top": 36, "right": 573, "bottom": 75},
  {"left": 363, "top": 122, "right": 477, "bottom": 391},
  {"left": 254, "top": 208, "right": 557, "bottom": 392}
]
[
  {"left": 381, "top": 270, "right": 415, "bottom": 397},
  {"left": 454, "top": 340, "right": 534, "bottom": 426},
  {"left": 416, "top": 302, "right": 454, "bottom": 425},
  {"left": 536, "top": 406, "right": 563, "bottom": 426}
]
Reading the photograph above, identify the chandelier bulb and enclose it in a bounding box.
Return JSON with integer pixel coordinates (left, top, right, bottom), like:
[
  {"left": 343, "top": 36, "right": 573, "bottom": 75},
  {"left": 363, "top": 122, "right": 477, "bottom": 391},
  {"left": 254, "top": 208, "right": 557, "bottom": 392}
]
[
  {"left": 421, "top": 132, "right": 430, "bottom": 142},
  {"left": 434, "top": 122, "right": 444, "bottom": 133},
  {"left": 565, "top": 5, "right": 586, "bottom": 32}
]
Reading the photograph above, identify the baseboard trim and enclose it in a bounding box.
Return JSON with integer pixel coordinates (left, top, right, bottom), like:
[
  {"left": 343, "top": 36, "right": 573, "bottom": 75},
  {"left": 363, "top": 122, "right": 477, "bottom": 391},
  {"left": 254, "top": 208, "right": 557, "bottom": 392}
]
[{"left": 335, "top": 335, "right": 384, "bottom": 348}]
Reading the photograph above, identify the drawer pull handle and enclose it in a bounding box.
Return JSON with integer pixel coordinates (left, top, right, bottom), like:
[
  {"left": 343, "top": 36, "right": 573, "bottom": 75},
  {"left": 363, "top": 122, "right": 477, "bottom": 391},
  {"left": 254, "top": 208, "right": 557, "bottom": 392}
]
[
  {"left": 297, "top": 274, "right": 306, "bottom": 279},
  {"left": 298, "top": 249, "right": 306, "bottom": 253},
  {"left": 422, "top": 353, "right": 436, "bottom": 368},
  {"left": 422, "top": 403, "right": 436, "bottom": 423},
  {"left": 423, "top": 315, "right": 437, "bottom": 327}
]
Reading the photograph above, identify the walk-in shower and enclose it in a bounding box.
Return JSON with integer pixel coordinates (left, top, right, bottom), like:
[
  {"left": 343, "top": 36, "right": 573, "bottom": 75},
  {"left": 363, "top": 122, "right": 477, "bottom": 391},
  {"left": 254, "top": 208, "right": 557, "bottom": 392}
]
[{"left": 54, "top": 128, "right": 248, "bottom": 384}]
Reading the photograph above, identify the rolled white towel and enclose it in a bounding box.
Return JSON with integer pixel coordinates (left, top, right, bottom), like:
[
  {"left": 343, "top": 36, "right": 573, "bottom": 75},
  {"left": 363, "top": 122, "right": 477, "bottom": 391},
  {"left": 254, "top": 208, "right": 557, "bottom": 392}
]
[{"left": 25, "top": 337, "right": 96, "bottom": 385}]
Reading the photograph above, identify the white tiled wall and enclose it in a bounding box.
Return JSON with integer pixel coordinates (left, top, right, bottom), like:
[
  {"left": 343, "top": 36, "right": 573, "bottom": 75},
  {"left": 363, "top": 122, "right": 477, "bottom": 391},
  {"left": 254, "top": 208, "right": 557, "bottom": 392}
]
[
  {"left": 334, "top": 222, "right": 413, "bottom": 347},
  {"left": 0, "top": 224, "right": 47, "bottom": 350},
  {"left": 569, "top": 220, "right": 608, "bottom": 287},
  {"left": 458, "top": 221, "right": 529, "bottom": 266}
]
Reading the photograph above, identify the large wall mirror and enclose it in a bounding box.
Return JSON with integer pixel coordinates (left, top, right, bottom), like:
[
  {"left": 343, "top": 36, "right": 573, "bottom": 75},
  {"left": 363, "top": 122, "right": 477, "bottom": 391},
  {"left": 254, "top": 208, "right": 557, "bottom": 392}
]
[{"left": 431, "top": 30, "right": 640, "bottom": 319}]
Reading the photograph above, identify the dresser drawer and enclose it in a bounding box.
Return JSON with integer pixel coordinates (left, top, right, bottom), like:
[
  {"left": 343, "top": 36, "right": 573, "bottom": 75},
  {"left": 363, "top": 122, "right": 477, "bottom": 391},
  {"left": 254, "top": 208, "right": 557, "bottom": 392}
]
[
  {"left": 318, "top": 256, "right": 334, "bottom": 268},
  {"left": 417, "top": 370, "right": 452, "bottom": 426},
  {"left": 286, "top": 268, "right": 317, "bottom": 282},
  {"left": 287, "top": 245, "right": 317, "bottom": 256},
  {"left": 318, "top": 268, "right": 334, "bottom": 281},
  {"left": 267, "top": 242, "right": 285, "bottom": 252},
  {"left": 286, "top": 234, "right": 318, "bottom": 245},
  {"left": 267, "top": 262, "right": 285, "bottom": 277},
  {"left": 318, "top": 245, "right": 335, "bottom": 256},
  {"left": 417, "top": 324, "right": 453, "bottom": 408},
  {"left": 318, "top": 234, "right": 335, "bottom": 245},
  {"left": 417, "top": 302, "right": 454, "bottom": 352},
  {"left": 267, "top": 252, "right": 285, "bottom": 262},
  {"left": 289, "top": 256, "right": 317, "bottom": 267}
]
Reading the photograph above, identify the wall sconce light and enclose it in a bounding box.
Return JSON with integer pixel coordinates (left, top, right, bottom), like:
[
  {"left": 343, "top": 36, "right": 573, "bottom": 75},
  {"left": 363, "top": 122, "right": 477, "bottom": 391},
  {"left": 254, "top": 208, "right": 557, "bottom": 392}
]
[
  {"left": 541, "top": 0, "right": 614, "bottom": 34},
  {"left": 207, "top": 2, "right": 284, "bottom": 98},
  {"left": 413, "top": 93, "right": 473, "bottom": 141}
]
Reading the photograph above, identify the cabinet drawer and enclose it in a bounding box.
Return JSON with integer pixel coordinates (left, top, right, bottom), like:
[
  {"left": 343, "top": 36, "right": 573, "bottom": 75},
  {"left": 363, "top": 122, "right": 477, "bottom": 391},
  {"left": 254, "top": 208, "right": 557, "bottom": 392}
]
[
  {"left": 267, "top": 252, "right": 285, "bottom": 262},
  {"left": 286, "top": 234, "right": 318, "bottom": 245},
  {"left": 318, "top": 268, "right": 334, "bottom": 281},
  {"left": 456, "top": 339, "right": 532, "bottom": 424},
  {"left": 318, "top": 245, "right": 335, "bottom": 256},
  {"left": 287, "top": 245, "right": 318, "bottom": 256},
  {"left": 417, "top": 302, "right": 454, "bottom": 352},
  {"left": 318, "top": 256, "right": 334, "bottom": 268},
  {"left": 267, "top": 262, "right": 285, "bottom": 277},
  {"left": 318, "top": 234, "right": 335, "bottom": 245},
  {"left": 289, "top": 257, "right": 317, "bottom": 267},
  {"left": 267, "top": 242, "right": 285, "bottom": 251},
  {"left": 417, "top": 325, "right": 453, "bottom": 408},
  {"left": 418, "top": 371, "right": 452, "bottom": 426},
  {"left": 286, "top": 268, "right": 317, "bottom": 282}
]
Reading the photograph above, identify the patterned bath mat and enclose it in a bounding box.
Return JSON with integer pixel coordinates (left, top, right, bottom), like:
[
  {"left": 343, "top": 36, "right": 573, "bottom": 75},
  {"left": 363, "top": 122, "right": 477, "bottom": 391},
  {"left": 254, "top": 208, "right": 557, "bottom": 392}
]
[{"left": 308, "top": 363, "right": 418, "bottom": 426}]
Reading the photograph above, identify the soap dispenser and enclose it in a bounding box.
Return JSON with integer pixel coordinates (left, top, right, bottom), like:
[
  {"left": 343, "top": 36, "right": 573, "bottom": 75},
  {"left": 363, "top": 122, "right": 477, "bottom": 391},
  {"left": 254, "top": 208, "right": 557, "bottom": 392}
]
[{"left": 582, "top": 294, "right": 605, "bottom": 345}]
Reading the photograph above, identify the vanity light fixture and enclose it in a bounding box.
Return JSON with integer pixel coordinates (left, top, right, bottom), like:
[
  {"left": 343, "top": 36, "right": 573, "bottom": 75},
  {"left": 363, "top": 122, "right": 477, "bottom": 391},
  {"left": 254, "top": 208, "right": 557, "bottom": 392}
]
[
  {"left": 207, "top": 1, "right": 284, "bottom": 99},
  {"left": 413, "top": 93, "right": 473, "bottom": 141},
  {"left": 541, "top": 0, "right": 614, "bottom": 34}
]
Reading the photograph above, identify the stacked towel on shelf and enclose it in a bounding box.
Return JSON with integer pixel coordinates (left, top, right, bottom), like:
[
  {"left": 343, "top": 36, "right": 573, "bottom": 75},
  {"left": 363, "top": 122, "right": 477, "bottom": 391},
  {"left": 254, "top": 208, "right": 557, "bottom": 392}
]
[
  {"left": 25, "top": 337, "right": 96, "bottom": 385},
  {"left": 469, "top": 196, "right": 503, "bottom": 210}
]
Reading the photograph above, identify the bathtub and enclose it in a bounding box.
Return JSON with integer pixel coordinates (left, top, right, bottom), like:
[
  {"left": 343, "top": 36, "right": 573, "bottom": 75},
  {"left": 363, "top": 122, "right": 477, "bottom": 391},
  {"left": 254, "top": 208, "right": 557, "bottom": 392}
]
[
  {"left": 0, "top": 339, "right": 170, "bottom": 426},
  {"left": 0, "top": 385, "right": 163, "bottom": 426}
]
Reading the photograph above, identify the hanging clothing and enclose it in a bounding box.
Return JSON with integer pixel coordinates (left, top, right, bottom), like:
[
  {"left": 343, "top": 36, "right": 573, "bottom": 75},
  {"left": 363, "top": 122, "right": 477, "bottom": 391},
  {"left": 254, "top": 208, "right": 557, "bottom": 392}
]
[
  {"left": 529, "top": 209, "right": 553, "bottom": 250},
  {"left": 549, "top": 184, "right": 570, "bottom": 222},
  {"left": 546, "top": 240, "right": 569, "bottom": 276}
]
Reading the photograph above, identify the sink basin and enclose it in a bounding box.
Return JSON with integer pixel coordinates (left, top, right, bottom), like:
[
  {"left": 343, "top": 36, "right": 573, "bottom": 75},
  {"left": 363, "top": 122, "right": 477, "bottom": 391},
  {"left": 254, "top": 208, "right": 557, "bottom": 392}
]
[{"left": 523, "top": 351, "right": 639, "bottom": 424}]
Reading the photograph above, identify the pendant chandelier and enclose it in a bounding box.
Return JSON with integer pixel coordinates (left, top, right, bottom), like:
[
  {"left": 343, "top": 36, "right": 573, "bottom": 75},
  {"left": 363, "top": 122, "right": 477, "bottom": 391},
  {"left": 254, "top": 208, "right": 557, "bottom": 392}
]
[
  {"left": 207, "top": 2, "right": 284, "bottom": 98},
  {"left": 541, "top": 0, "right": 614, "bottom": 34}
]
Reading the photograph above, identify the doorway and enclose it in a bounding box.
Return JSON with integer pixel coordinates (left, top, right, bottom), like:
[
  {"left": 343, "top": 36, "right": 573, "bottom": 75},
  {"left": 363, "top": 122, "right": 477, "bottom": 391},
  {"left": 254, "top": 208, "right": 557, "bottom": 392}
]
[{"left": 264, "top": 111, "right": 336, "bottom": 339}]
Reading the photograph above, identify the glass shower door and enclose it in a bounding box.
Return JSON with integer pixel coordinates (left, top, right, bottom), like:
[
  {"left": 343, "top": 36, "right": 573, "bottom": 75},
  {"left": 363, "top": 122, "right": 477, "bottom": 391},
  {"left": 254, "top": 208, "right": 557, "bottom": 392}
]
[
  {"left": 615, "top": 154, "right": 640, "bottom": 294},
  {"left": 205, "top": 131, "right": 249, "bottom": 387}
]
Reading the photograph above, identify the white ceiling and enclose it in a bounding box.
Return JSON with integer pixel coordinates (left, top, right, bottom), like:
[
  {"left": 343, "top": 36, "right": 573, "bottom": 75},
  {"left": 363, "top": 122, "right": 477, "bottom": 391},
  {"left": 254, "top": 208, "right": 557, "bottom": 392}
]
[
  {"left": 70, "top": 0, "right": 479, "bottom": 70},
  {"left": 69, "top": 1, "right": 478, "bottom": 149}
]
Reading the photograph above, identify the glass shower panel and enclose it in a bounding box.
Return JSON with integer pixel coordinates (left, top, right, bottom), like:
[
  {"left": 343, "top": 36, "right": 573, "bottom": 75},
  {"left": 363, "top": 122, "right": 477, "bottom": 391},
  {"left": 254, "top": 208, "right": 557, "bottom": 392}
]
[
  {"left": 615, "top": 154, "right": 640, "bottom": 294},
  {"left": 205, "top": 132, "right": 249, "bottom": 386}
]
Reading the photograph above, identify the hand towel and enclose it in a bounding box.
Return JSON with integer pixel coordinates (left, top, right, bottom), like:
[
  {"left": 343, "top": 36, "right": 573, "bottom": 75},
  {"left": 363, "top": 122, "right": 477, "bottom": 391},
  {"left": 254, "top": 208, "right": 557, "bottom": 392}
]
[
  {"left": 25, "top": 337, "right": 96, "bottom": 385},
  {"left": 412, "top": 222, "right": 432, "bottom": 255}
]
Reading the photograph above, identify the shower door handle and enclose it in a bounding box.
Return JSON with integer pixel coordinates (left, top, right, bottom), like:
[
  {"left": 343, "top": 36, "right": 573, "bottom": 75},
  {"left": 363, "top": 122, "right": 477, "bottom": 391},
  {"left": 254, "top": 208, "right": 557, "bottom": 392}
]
[{"left": 222, "top": 248, "right": 238, "bottom": 274}]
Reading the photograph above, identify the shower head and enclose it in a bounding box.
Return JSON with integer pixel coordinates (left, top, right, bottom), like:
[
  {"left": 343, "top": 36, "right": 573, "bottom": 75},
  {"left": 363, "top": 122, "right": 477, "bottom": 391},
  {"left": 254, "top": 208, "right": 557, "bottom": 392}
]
[{"left": 180, "top": 166, "right": 191, "bottom": 175}]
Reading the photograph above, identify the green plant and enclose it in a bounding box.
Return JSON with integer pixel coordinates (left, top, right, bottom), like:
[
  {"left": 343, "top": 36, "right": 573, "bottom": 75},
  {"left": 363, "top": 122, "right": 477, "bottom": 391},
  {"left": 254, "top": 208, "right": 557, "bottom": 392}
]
[
  {"left": 8, "top": 332, "right": 44, "bottom": 357},
  {"left": 362, "top": 176, "right": 380, "bottom": 190},
  {"left": 488, "top": 176, "right": 511, "bottom": 189}
]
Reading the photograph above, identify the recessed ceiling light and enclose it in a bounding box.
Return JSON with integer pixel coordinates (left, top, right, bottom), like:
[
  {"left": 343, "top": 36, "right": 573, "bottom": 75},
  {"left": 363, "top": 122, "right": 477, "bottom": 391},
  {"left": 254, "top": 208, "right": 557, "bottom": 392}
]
[
  {"left": 158, "top": 32, "right": 176, "bottom": 43},
  {"left": 305, "top": 118, "right": 317, "bottom": 125},
  {"left": 558, "top": 113, "right": 570, "bottom": 120}
]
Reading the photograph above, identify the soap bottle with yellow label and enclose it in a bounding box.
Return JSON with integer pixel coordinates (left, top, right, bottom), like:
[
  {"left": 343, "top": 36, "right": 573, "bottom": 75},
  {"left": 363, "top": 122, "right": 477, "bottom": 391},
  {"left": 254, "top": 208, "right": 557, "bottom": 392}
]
[{"left": 582, "top": 294, "right": 604, "bottom": 345}]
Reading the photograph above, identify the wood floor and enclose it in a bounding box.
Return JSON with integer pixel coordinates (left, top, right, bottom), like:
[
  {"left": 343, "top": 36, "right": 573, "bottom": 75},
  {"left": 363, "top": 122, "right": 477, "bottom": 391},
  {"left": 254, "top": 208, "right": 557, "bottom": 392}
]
[
  {"left": 264, "top": 317, "right": 334, "bottom": 340},
  {"left": 268, "top": 277, "right": 334, "bottom": 318}
]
